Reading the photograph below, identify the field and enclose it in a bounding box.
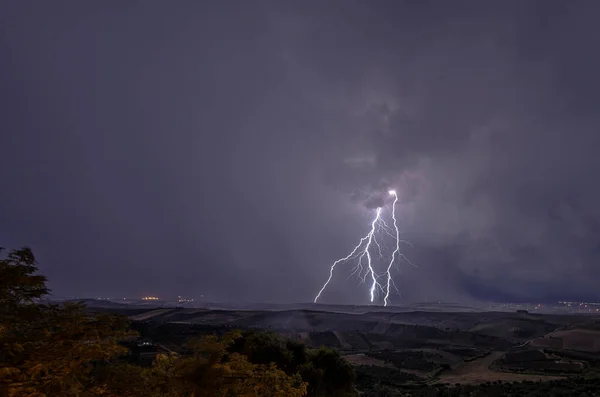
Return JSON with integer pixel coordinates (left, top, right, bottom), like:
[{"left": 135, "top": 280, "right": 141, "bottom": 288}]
[{"left": 86, "top": 301, "right": 600, "bottom": 395}]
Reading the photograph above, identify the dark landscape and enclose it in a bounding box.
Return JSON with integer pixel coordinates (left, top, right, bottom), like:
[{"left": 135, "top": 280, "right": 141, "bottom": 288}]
[{"left": 85, "top": 299, "right": 600, "bottom": 396}]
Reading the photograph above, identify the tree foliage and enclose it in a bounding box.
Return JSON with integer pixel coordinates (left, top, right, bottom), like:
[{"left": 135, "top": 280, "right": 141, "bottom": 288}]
[
  {"left": 228, "top": 330, "right": 356, "bottom": 396},
  {"left": 0, "top": 247, "right": 314, "bottom": 397},
  {"left": 175, "top": 332, "right": 307, "bottom": 397},
  {"left": 0, "top": 248, "right": 132, "bottom": 396},
  {"left": 96, "top": 333, "right": 308, "bottom": 397},
  {"left": 0, "top": 247, "right": 48, "bottom": 316}
]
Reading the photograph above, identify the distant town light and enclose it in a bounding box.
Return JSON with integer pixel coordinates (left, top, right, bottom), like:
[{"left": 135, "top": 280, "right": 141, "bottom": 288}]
[{"left": 177, "top": 295, "right": 194, "bottom": 303}]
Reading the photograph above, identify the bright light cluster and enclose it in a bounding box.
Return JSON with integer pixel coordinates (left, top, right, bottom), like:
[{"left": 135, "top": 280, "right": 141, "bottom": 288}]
[{"left": 314, "top": 190, "right": 412, "bottom": 306}]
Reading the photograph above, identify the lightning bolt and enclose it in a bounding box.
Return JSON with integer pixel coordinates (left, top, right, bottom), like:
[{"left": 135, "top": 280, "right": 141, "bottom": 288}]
[
  {"left": 384, "top": 190, "right": 400, "bottom": 306},
  {"left": 314, "top": 207, "right": 384, "bottom": 303},
  {"left": 314, "top": 189, "right": 414, "bottom": 305},
  {"left": 364, "top": 207, "right": 383, "bottom": 302}
]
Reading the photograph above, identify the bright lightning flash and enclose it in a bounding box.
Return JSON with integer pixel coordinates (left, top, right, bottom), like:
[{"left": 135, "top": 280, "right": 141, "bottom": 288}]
[
  {"left": 384, "top": 190, "right": 400, "bottom": 306},
  {"left": 314, "top": 189, "right": 414, "bottom": 306},
  {"left": 314, "top": 207, "right": 384, "bottom": 303}
]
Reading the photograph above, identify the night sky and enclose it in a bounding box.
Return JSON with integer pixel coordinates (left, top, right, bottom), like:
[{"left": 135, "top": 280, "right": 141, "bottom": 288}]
[{"left": 2, "top": 1, "right": 600, "bottom": 304}]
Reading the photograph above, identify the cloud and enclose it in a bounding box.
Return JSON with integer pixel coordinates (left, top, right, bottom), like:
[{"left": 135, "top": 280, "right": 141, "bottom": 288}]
[
  {"left": 275, "top": 1, "right": 600, "bottom": 301},
  {"left": 2, "top": 1, "right": 600, "bottom": 304}
]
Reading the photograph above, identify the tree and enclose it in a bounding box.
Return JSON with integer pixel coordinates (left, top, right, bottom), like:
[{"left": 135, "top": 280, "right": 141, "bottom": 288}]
[
  {"left": 0, "top": 248, "right": 48, "bottom": 317},
  {"left": 0, "top": 247, "right": 134, "bottom": 396},
  {"left": 175, "top": 332, "right": 307, "bottom": 397},
  {"left": 301, "top": 347, "right": 356, "bottom": 397},
  {"left": 228, "top": 330, "right": 299, "bottom": 373},
  {"left": 228, "top": 330, "right": 356, "bottom": 397},
  {"left": 98, "top": 332, "right": 308, "bottom": 397}
]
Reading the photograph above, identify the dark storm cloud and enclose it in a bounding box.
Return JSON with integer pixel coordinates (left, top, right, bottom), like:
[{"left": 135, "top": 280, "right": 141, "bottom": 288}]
[
  {"left": 272, "top": 0, "right": 600, "bottom": 302},
  {"left": 2, "top": 1, "right": 600, "bottom": 304}
]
